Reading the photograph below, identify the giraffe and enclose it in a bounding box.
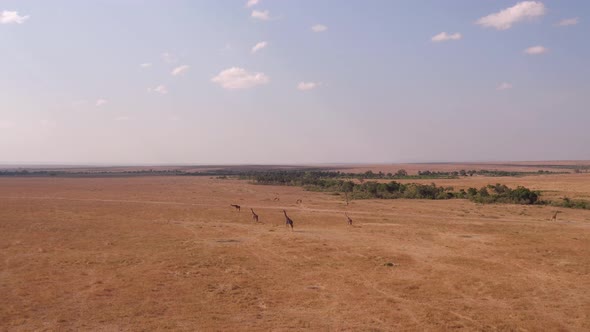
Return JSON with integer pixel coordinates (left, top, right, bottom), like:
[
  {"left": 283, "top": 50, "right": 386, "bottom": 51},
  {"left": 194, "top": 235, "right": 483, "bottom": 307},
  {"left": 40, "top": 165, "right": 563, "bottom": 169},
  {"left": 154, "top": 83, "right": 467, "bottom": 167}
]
[
  {"left": 551, "top": 211, "right": 560, "bottom": 221},
  {"left": 230, "top": 204, "right": 241, "bottom": 212},
  {"left": 345, "top": 212, "right": 353, "bottom": 226},
  {"left": 296, "top": 199, "right": 303, "bottom": 204},
  {"left": 251, "top": 208, "right": 259, "bottom": 222},
  {"left": 283, "top": 210, "right": 294, "bottom": 230}
]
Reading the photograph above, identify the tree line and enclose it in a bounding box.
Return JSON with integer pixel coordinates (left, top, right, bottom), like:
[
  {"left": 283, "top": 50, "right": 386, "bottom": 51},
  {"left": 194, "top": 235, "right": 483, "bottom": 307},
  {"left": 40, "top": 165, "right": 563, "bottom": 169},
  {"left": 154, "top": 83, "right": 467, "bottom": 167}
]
[
  {"left": 249, "top": 171, "right": 542, "bottom": 205},
  {"left": 0, "top": 167, "right": 563, "bottom": 179}
]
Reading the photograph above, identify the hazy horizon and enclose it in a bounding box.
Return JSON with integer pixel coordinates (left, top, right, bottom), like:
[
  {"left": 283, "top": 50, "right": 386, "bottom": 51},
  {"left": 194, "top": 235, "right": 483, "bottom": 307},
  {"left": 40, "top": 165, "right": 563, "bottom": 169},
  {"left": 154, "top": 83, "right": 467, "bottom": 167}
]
[
  {"left": 1, "top": 159, "right": 589, "bottom": 169},
  {"left": 2, "top": 1, "right": 589, "bottom": 164}
]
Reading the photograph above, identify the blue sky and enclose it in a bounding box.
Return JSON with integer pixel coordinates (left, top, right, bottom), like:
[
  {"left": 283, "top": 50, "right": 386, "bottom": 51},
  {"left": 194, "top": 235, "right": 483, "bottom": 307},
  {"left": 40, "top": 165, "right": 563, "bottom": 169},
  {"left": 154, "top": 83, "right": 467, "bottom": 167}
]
[{"left": 1, "top": 1, "right": 588, "bottom": 164}]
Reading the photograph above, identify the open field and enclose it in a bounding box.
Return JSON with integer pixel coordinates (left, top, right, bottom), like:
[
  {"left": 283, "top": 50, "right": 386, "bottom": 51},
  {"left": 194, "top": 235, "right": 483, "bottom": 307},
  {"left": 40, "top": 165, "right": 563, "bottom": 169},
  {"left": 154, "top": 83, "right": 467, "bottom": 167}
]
[
  {"left": 1, "top": 171, "right": 590, "bottom": 330},
  {"left": 332, "top": 161, "right": 590, "bottom": 174}
]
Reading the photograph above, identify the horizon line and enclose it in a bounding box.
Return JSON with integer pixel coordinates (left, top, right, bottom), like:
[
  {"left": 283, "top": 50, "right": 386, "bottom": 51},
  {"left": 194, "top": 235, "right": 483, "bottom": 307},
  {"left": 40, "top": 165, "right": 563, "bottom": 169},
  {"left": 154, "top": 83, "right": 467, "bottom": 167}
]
[{"left": 1, "top": 159, "right": 589, "bottom": 168}]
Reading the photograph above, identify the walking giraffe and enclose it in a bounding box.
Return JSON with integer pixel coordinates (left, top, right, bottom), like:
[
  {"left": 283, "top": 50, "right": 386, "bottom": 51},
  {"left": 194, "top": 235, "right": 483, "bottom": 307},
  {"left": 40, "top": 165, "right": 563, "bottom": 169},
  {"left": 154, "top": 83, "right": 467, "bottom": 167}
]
[
  {"left": 230, "top": 204, "right": 241, "bottom": 212},
  {"left": 283, "top": 210, "right": 294, "bottom": 231},
  {"left": 251, "top": 208, "right": 259, "bottom": 222},
  {"left": 345, "top": 212, "right": 353, "bottom": 226}
]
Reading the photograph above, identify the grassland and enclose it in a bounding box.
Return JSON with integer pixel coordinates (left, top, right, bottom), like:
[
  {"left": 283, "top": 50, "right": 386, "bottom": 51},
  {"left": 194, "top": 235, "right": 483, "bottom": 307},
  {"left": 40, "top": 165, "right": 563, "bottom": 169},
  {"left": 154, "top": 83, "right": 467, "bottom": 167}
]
[{"left": 1, "top": 164, "right": 589, "bottom": 330}]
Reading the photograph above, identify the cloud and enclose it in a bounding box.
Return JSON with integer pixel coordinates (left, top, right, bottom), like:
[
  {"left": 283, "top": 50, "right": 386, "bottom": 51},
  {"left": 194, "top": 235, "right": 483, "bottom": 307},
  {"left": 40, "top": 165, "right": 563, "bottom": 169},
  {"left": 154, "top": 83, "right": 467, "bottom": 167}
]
[
  {"left": 211, "top": 67, "right": 269, "bottom": 89},
  {"left": 140, "top": 63, "right": 152, "bottom": 68},
  {"left": 251, "top": 10, "right": 270, "bottom": 20},
  {"left": 0, "top": 11, "right": 29, "bottom": 24},
  {"left": 297, "top": 82, "right": 320, "bottom": 91},
  {"left": 95, "top": 99, "right": 108, "bottom": 107},
  {"left": 0, "top": 120, "right": 16, "bottom": 129},
  {"left": 246, "top": 0, "right": 259, "bottom": 8},
  {"left": 524, "top": 45, "right": 548, "bottom": 55},
  {"left": 431, "top": 32, "right": 462, "bottom": 42},
  {"left": 555, "top": 17, "right": 579, "bottom": 26},
  {"left": 311, "top": 24, "right": 328, "bottom": 32},
  {"left": 497, "top": 82, "right": 513, "bottom": 90},
  {"left": 148, "top": 85, "right": 168, "bottom": 95},
  {"left": 251, "top": 41, "right": 268, "bottom": 54},
  {"left": 476, "top": 1, "right": 546, "bottom": 30},
  {"left": 161, "top": 52, "right": 177, "bottom": 63},
  {"left": 171, "top": 65, "right": 190, "bottom": 76},
  {"left": 115, "top": 116, "right": 130, "bottom": 121}
]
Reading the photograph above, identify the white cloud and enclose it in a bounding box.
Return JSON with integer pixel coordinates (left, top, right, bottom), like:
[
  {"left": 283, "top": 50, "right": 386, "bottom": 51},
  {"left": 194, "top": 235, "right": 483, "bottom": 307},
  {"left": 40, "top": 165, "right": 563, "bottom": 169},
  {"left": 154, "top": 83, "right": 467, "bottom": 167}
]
[
  {"left": 251, "top": 10, "right": 270, "bottom": 21},
  {"left": 148, "top": 85, "right": 168, "bottom": 95},
  {"left": 161, "top": 52, "right": 177, "bottom": 63},
  {"left": 0, "top": 11, "right": 29, "bottom": 24},
  {"left": 311, "top": 24, "right": 328, "bottom": 32},
  {"left": 171, "top": 65, "right": 190, "bottom": 76},
  {"left": 95, "top": 99, "right": 108, "bottom": 107},
  {"left": 524, "top": 45, "right": 548, "bottom": 55},
  {"left": 0, "top": 120, "right": 16, "bottom": 129},
  {"left": 211, "top": 67, "right": 269, "bottom": 89},
  {"left": 476, "top": 1, "right": 546, "bottom": 30},
  {"left": 251, "top": 41, "right": 268, "bottom": 53},
  {"left": 140, "top": 63, "right": 152, "bottom": 68},
  {"left": 297, "top": 82, "right": 320, "bottom": 91},
  {"left": 555, "top": 17, "right": 579, "bottom": 26},
  {"left": 431, "top": 32, "right": 462, "bottom": 42},
  {"left": 246, "top": 0, "right": 259, "bottom": 8},
  {"left": 497, "top": 82, "right": 513, "bottom": 90}
]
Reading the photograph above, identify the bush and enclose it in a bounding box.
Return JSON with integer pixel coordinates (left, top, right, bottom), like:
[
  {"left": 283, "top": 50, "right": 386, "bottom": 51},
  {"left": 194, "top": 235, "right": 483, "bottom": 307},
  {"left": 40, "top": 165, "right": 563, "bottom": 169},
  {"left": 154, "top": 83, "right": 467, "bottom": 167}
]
[{"left": 509, "top": 186, "right": 539, "bottom": 204}]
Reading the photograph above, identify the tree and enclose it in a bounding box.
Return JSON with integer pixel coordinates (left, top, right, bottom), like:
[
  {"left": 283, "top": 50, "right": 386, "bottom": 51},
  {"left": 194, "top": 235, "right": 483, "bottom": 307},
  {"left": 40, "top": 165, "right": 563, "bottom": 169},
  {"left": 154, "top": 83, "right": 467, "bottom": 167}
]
[
  {"left": 395, "top": 169, "right": 408, "bottom": 177},
  {"left": 478, "top": 187, "right": 490, "bottom": 197}
]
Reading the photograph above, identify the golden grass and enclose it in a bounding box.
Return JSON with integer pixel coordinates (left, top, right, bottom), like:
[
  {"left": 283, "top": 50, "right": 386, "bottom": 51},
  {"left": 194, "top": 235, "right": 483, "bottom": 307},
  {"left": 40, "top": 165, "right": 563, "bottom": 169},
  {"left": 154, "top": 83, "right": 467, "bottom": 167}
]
[{"left": 1, "top": 174, "right": 589, "bottom": 330}]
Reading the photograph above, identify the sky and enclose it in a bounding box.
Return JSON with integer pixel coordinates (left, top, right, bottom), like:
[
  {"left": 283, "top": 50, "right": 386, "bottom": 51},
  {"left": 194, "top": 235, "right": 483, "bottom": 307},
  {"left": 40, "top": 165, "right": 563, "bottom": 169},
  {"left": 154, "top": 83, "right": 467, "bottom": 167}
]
[{"left": 1, "top": 0, "right": 589, "bottom": 165}]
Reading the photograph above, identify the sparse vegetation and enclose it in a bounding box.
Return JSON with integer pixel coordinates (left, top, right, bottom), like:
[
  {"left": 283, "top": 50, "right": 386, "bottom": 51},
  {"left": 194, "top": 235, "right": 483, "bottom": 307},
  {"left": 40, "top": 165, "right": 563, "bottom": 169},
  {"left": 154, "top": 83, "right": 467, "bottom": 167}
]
[
  {"left": 549, "top": 197, "right": 590, "bottom": 210},
  {"left": 247, "top": 171, "right": 543, "bottom": 206},
  {"left": 245, "top": 171, "right": 590, "bottom": 209},
  {"left": 1, "top": 167, "right": 586, "bottom": 209},
  {"left": 0, "top": 168, "right": 565, "bottom": 178}
]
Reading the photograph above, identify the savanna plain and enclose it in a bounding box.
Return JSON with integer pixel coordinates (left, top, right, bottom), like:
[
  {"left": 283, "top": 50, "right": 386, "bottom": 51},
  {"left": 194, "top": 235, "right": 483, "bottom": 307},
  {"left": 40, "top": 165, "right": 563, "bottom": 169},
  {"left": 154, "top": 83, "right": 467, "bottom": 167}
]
[{"left": 1, "top": 163, "right": 590, "bottom": 331}]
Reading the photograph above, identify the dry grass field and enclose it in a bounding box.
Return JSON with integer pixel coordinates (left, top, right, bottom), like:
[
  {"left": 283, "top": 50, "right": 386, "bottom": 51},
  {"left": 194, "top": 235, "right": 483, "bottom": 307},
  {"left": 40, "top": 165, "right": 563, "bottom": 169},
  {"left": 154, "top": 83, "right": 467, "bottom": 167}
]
[
  {"left": 333, "top": 161, "right": 590, "bottom": 174},
  {"left": 1, "top": 169, "right": 590, "bottom": 330}
]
